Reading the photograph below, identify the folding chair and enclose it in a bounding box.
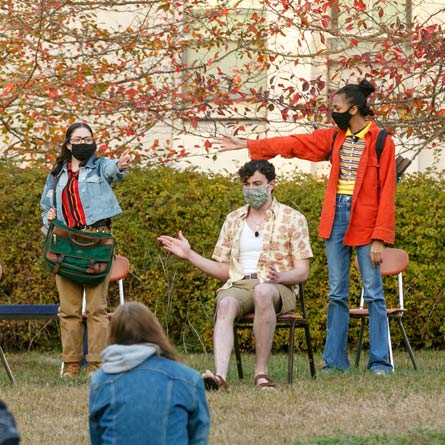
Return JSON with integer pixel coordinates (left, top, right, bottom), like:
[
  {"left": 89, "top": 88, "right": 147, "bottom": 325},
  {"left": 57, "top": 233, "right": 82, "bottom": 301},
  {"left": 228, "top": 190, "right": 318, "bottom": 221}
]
[
  {"left": 233, "top": 282, "right": 316, "bottom": 384},
  {"left": 350, "top": 248, "right": 417, "bottom": 370},
  {"left": 110, "top": 255, "right": 129, "bottom": 307},
  {"left": 0, "top": 303, "right": 59, "bottom": 384}
]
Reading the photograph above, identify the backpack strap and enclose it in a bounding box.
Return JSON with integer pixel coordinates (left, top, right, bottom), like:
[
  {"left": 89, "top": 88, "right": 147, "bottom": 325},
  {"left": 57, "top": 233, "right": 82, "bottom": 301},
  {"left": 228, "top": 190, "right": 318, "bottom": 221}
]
[
  {"left": 375, "top": 129, "right": 389, "bottom": 163},
  {"left": 325, "top": 131, "right": 338, "bottom": 161},
  {"left": 51, "top": 173, "right": 60, "bottom": 209}
]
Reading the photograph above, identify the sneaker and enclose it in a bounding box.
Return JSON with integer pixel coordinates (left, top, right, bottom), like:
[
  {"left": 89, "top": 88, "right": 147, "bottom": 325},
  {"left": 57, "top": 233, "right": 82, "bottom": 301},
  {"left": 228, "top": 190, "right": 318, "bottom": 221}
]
[
  {"left": 61, "top": 362, "right": 81, "bottom": 378},
  {"left": 371, "top": 366, "right": 393, "bottom": 375},
  {"left": 87, "top": 362, "right": 102, "bottom": 378}
]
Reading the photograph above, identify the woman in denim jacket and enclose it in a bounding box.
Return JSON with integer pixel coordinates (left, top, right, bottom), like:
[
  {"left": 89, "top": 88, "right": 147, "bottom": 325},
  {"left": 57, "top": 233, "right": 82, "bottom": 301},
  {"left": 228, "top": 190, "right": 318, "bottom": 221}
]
[
  {"left": 89, "top": 302, "right": 210, "bottom": 445},
  {"left": 40, "top": 122, "right": 131, "bottom": 378}
]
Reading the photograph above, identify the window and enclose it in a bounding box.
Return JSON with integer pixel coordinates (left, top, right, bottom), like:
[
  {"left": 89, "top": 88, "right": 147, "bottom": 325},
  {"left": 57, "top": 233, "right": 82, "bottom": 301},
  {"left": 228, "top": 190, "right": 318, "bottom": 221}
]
[
  {"left": 326, "top": 0, "right": 411, "bottom": 90},
  {"left": 328, "top": 0, "right": 410, "bottom": 52},
  {"left": 182, "top": 7, "right": 268, "bottom": 121}
]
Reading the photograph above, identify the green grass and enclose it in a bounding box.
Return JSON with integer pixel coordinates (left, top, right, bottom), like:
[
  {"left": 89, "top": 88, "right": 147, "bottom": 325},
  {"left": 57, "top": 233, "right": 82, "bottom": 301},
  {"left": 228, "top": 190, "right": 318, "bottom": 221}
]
[
  {"left": 294, "top": 430, "right": 445, "bottom": 445},
  {"left": 1, "top": 350, "right": 445, "bottom": 444}
]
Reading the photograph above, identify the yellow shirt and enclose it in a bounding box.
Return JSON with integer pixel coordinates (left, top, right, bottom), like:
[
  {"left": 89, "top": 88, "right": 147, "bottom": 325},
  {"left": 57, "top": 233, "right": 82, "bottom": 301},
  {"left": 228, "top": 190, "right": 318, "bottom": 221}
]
[{"left": 336, "top": 122, "right": 372, "bottom": 195}]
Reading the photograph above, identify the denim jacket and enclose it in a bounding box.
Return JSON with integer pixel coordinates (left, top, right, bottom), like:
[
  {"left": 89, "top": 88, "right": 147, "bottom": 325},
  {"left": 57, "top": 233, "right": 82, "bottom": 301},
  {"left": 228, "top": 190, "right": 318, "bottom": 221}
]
[
  {"left": 40, "top": 155, "right": 125, "bottom": 227},
  {"left": 89, "top": 344, "right": 210, "bottom": 445}
]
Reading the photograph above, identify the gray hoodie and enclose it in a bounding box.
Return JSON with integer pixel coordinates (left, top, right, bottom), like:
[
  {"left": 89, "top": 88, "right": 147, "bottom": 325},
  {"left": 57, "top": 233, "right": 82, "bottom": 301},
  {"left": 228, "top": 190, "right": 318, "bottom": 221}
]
[{"left": 101, "top": 343, "right": 159, "bottom": 374}]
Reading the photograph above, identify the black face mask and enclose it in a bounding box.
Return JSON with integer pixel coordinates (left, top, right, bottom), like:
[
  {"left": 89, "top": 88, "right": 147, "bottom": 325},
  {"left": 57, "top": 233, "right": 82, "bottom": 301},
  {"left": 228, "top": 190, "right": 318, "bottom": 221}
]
[
  {"left": 71, "top": 142, "right": 97, "bottom": 162},
  {"left": 331, "top": 107, "right": 353, "bottom": 130}
]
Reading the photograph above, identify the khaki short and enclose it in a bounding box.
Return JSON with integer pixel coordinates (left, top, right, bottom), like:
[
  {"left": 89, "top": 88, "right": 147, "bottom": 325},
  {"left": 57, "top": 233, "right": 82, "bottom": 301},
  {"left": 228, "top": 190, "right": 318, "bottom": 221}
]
[{"left": 215, "top": 279, "right": 296, "bottom": 318}]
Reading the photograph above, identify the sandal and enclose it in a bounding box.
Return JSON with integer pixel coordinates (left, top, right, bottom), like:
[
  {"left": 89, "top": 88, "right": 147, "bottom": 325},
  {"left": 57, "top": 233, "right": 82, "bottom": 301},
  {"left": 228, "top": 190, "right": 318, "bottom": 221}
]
[
  {"left": 254, "top": 374, "right": 276, "bottom": 390},
  {"left": 201, "top": 369, "right": 229, "bottom": 391}
]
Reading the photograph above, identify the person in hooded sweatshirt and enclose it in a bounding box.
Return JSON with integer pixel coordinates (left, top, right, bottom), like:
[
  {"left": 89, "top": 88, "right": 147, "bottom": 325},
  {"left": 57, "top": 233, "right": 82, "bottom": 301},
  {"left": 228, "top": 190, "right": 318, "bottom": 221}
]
[{"left": 88, "top": 302, "right": 210, "bottom": 445}]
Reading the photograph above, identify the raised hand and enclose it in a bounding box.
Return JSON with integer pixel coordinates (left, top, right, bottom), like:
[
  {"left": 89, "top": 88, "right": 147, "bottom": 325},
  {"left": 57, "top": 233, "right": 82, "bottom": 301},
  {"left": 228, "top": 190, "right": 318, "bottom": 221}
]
[
  {"left": 158, "top": 231, "right": 191, "bottom": 260},
  {"left": 118, "top": 148, "right": 131, "bottom": 171}
]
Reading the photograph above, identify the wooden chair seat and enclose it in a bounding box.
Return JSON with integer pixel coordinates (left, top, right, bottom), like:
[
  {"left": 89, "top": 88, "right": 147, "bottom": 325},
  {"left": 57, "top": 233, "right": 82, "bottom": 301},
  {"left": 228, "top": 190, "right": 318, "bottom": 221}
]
[
  {"left": 350, "top": 308, "right": 407, "bottom": 317},
  {"left": 237, "top": 312, "right": 305, "bottom": 322}
]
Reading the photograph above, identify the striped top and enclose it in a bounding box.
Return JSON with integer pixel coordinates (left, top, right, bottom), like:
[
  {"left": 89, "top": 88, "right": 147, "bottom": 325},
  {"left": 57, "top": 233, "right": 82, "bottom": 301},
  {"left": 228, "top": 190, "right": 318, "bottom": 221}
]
[
  {"left": 337, "top": 122, "right": 371, "bottom": 195},
  {"left": 61, "top": 165, "right": 87, "bottom": 228}
]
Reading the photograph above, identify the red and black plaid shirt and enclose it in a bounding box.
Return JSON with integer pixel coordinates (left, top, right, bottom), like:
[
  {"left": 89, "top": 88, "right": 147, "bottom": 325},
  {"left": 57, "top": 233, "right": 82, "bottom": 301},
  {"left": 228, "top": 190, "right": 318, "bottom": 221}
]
[{"left": 61, "top": 164, "right": 87, "bottom": 228}]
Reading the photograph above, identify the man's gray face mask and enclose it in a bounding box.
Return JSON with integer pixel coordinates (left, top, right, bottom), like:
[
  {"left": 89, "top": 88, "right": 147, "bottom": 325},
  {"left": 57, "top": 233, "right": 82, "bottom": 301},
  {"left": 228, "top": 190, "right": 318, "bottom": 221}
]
[{"left": 243, "top": 184, "right": 270, "bottom": 209}]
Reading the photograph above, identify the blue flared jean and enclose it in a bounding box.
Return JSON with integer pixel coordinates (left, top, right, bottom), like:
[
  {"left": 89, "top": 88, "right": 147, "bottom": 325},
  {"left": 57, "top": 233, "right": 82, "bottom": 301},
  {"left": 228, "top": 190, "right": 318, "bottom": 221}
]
[{"left": 322, "top": 194, "right": 392, "bottom": 372}]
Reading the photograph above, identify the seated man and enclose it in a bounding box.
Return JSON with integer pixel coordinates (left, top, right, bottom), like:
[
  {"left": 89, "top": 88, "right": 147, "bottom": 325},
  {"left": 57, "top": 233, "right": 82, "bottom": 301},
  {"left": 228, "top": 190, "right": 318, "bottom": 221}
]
[{"left": 158, "top": 160, "right": 312, "bottom": 389}]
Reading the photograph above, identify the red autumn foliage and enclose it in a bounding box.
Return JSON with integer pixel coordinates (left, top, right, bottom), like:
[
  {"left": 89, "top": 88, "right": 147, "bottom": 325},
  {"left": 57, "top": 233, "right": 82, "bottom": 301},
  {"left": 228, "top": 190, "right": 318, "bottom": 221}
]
[{"left": 0, "top": 0, "right": 443, "bottom": 165}]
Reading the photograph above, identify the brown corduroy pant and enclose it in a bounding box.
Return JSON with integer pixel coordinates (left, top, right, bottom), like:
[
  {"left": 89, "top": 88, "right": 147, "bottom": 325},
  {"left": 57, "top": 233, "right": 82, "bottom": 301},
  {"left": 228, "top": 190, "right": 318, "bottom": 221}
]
[{"left": 56, "top": 270, "right": 110, "bottom": 364}]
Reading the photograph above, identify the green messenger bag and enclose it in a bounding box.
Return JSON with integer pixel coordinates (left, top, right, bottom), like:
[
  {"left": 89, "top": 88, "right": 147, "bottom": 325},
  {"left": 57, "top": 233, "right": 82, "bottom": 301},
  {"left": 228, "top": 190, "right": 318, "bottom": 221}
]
[{"left": 43, "top": 220, "right": 115, "bottom": 286}]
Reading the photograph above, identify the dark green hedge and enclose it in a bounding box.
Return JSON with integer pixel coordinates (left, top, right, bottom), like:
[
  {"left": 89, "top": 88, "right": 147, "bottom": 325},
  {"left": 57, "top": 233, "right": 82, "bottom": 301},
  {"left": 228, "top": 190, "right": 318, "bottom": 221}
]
[{"left": 0, "top": 161, "right": 444, "bottom": 353}]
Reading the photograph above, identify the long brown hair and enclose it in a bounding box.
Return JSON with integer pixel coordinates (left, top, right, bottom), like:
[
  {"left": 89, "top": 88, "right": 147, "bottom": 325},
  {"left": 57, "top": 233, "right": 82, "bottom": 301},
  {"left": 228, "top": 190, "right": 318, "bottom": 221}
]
[{"left": 109, "top": 302, "right": 179, "bottom": 361}]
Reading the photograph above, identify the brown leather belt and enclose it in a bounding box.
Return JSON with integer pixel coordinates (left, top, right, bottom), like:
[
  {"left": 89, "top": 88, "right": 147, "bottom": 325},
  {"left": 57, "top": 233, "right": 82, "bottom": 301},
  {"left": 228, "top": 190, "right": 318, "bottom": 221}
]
[
  {"left": 242, "top": 273, "right": 258, "bottom": 280},
  {"left": 83, "top": 226, "right": 111, "bottom": 233},
  {"left": 77, "top": 218, "right": 112, "bottom": 232}
]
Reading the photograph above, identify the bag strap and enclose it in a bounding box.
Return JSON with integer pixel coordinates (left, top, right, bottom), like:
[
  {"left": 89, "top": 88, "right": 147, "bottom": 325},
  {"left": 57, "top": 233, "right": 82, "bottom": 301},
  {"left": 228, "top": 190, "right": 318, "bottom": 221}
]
[
  {"left": 325, "top": 131, "right": 338, "bottom": 161},
  {"left": 52, "top": 174, "right": 59, "bottom": 209},
  {"left": 375, "top": 129, "right": 389, "bottom": 164}
]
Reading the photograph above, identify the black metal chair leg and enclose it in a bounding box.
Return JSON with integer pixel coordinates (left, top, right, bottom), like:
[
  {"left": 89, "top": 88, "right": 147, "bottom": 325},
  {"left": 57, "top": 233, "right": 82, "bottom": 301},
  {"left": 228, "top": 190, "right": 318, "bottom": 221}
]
[
  {"left": 287, "top": 322, "right": 295, "bottom": 384},
  {"left": 355, "top": 318, "right": 366, "bottom": 367},
  {"left": 0, "top": 346, "right": 15, "bottom": 384},
  {"left": 304, "top": 324, "right": 316, "bottom": 378},
  {"left": 396, "top": 317, "right": 417, "bottom": 370},
  {"left": 233, "top": 326, "right": 244, "bottom": 380}
]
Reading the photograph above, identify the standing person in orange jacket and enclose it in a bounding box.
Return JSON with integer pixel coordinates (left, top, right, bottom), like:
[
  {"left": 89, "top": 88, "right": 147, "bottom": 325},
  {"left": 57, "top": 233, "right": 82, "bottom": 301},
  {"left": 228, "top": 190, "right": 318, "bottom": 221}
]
[{"left": 216, "top": 79, "right": 396, "bottom": 374}]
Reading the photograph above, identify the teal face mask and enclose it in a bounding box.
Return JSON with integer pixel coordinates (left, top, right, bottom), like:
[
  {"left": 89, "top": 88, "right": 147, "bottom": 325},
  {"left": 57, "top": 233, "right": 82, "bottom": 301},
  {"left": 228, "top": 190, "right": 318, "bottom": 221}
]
[{"left": 243, "top": 184, "right": 270, "bottom": 209}]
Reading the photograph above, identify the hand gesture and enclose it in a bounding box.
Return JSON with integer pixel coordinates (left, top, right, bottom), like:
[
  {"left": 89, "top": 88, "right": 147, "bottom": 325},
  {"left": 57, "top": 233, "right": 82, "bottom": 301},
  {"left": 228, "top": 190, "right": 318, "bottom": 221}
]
[
  {"left": 266, "top": 264, "right": 282, "bottom": 284},
  {"left": 118, "top": 149, "right": 131, "bottom": 171},
  {"left": 213, "top": 136, "right": 247, "bottom": 152},
  {"left": 158, "top": 231, "right": 191, "bottom": 260}
]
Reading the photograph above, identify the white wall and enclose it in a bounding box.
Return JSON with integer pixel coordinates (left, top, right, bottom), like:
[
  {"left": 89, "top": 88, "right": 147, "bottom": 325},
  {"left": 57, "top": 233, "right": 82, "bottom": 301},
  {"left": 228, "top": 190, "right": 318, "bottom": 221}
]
[{"left": 83, "top": 2, "right": 445, "bottom": 177}]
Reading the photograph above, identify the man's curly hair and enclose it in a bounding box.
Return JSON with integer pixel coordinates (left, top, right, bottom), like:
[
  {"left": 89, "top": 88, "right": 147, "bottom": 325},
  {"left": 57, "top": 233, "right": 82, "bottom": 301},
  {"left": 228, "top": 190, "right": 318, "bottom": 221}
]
[{"left": 238, "top": 160, "right": 276, "bottom": 182}]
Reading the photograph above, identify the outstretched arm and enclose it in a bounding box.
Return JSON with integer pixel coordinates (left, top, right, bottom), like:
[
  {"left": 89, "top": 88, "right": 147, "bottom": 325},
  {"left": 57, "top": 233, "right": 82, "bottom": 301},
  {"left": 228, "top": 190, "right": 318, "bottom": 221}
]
[
  {"left": 215, "top": 129, "right": 336, "bottom": 162},
  {"left": 158, "top": 231, "right": 229, "bottom": 282},
  {"left": 214, "top": 136, "right": 248, "bottom": 152}
]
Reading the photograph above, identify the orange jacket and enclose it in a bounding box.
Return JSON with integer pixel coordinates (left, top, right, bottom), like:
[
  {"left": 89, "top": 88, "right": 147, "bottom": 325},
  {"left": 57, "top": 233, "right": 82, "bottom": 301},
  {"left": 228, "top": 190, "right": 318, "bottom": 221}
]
[{"left": 248, "top": 121, "right": 396, "bottom": 246}]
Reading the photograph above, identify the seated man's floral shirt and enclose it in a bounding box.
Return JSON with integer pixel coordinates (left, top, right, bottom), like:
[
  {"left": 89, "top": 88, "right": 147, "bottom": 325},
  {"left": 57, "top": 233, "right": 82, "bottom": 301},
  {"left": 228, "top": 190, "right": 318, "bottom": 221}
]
[{"left": 212, "top": 198, "right": 313, "bottom": 292}]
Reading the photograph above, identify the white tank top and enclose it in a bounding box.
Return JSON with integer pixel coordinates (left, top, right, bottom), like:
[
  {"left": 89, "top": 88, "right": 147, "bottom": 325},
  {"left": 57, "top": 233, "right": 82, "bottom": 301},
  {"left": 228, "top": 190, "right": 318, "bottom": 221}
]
[{"left": 239, "top": 221, "right": 263, "bottom": 274}]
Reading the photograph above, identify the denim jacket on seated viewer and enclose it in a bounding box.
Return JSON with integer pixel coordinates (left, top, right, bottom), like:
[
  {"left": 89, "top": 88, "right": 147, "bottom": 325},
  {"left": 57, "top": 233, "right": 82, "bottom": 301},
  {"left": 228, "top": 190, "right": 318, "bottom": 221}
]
[{"left": 89, "top": 344, "right": 210, "bottom": 445}]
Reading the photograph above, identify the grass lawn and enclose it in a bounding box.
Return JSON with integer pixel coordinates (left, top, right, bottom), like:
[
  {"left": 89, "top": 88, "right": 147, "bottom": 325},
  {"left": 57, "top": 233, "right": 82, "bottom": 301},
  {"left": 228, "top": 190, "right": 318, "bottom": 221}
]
[{"left": 1, "top": 349, "right": 445, "bottom": 444}]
